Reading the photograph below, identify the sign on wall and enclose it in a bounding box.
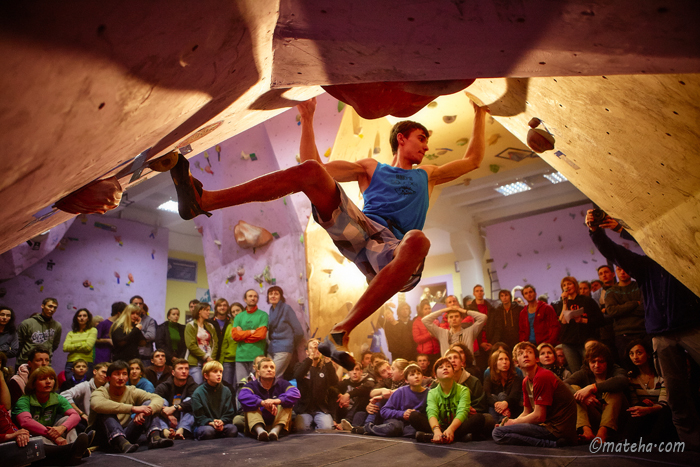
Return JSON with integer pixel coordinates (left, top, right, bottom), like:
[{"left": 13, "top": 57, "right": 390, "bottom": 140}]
[{"left": 167, "top": 258, "right": 198, "bottom": 282}]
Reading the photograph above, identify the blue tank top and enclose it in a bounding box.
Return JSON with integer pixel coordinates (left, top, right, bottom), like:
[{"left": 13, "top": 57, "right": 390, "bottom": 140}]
[{"left": 362, "top": 163, "right": 429, "bottom": 239}]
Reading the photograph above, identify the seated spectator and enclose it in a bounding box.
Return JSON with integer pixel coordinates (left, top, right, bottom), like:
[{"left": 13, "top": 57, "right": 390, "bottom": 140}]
[
  {"left": 191, "top": 361, "right": 237, "bottom": 440},
  {"left": 61, "top": 362, "right": 109, "bottom": 434},
  {"left": 8, "top": 346, "right": 50, "bottom": 406},
  {"left": 412, "top": 357, "right": 485, "bottom": 443},
  {"left": 0, "top": 305, "right": 19, "bottom": 366},
  {"left": 369, "top": 352, "right": 388, "bottom": 377},
  {"left": 12, "top": 366, "right": 91, "bottom": 465},
  {"left": 519, "top": 285, "right": 560, "bottom": 348},
  {"left": 538, "top": 343, "right": 571, "bottom": 380},
  {"left": 555, "top": 345, "right": 570, "bottom": 372},
  {"left": 62, "top": 308, "right": 97, "bottom": 382},
  {"left": 564, "top": 342, "right": 627, "bottom": 443},
  {"left": 89, "top": 360, "right": 171, "bottom": 453},
  {"left": 623, "top": 340, "right": 675, "bottom": 442},
  {"left": 145, "top": 349, "right": 172, "bottom": 388},
  {"left": 238, "top": 358, "right": 300, "bottom": 441},
  {"left": 59, "top": 359, "right": 90, "bottom": 392},
  {"left": 483, "top": 343, "right": 524, "bottom": 379},
  {"left": 492, "top": 341, "right": 577, "bottom": 447},
  {"left": 0, "top": 371, "right": 31, "bottom": 460},
  {"left": 293, "top": 338, "right": 339, "bottom": 432},
  {"left": 128, "top": 359, "right": 155, "bottom": 393},
  {"left": 484, "top": 349, "right": 523, "bottom": 424},
  {"left": 449, "top": 342, "right": 482, "bottom": 381},
  {"left": 416, "top": 354, "right": 432, "bottom": 378},
  {"left": 359, "top": 363, "right": 428, "bottom": 437},
  {"left": 488, "top": 290, "right": 522, "bottom": 353},
  {"left": 336, "top": 363, "right": 376, "bottom": 428},
  {"left": 110, "top": 305, "right": 146, "bottom": 363},
  {"left": 153, "top": 358, "right": 198, "bottom": 440},
  {"left": 413, "top": 300, "right": 440, "bottom": 369},
  {"left": 155, "top": 308, "right": 186, "bottom": 365},
  {"left": 359, "top": 351, "right": 373, "bottom": 371},
  {"left": 344, "top": 360, "right": 393, "bottom": 431}
]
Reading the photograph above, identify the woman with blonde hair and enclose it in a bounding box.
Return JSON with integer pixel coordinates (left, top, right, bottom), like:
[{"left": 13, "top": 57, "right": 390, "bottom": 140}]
[{"left": 110, "top": 304, "right": 146, "bottom": 362}]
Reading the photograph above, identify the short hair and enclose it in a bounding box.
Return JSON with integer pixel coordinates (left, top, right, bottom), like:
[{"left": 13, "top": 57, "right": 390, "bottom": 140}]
[
  {"left": 473, "top": 284, "right": 484, "bottom": 292},
  {"left": 416, "top": 353, "right": 429, "bottom": 360},
  {"left": 256, "top": 357, "right": 275, "bottom": 371},
  {"left": 560, "top": 276, "right": 579, "bottom": 294},
  {"left": 72, "top": 308, "right": 94, "bottom": 332},
  {"left": 172, "top": 358, "right": 189, "bottom": 369},
  {"left": 389, "top": 121, "right": 429, "bottom": 155},
  {"left": 371, "top": 352, "right": 387, "bottom": 363},
  {"left": 192, "top": 302, "right": 211, "bottom": 321},
  {"left": 591, "top": 280, "right": 603, "bottom": 287},
  {"left": 26, "top": 366, "right": 57, "bottom": 394},
  {"left": 498, "top": 289, "right": 512, "bottom": 299},
  {"left": 266, "top": 286, "right": 286, "bottom": 304},
  {"left": 374, "top": 360, "right": 390, "bottom": 373},
  {"left": 306, "top": 338, "right": 320, "bottom": 350},
  {"left": 128, "top": 358, "right": 146, "bottom": 376},
  {"left": 361, "top": 350, "right": 372, "bottom": 361},
  {"left": 513, "top": 341, "right": 538, "bottom": 360},
  {"left": 203, "top": 360, "right": 223, "bottom": 375},
  {"left": 151, "top": 349, "right": 167, "bottom": 359},
  {"left": 444, "top": 348, "right": 462, "bottom": 363},
  {"left": 537, "top": 342, "right": 556, "bottom": 357},
  {"left": 42, "top": 297, "right": 58, "bottom": 306},
  {"left": 449, "top": 342, "right": 475, "bottom": 366},
  {"left": 130, "top": 295, "right": 144, "bottom": 304},
  {"left": 93, "top": 362, "right": 109, "bottom": 372},
  {"left": 243, "top": 289, "right": 258, "bottom": 300},
  {"left": 189, "top": 299, "right": 200, "bottom": 306},
  {"left": 107, "top": 360, "right": 129, "bottom": 376},
  {"left": 446, "top": 308, "right": 462, "bottom": 318},
  {"left": 583, "top": 342, "right": 614, "bottom": 377},
  {"left": 403, "top": 363, "right": 423, "bottom": 380},
  {"left": 27, "top": 346, "right": 50, "bottom": 362},
  {"left": 111, "top": 301, "right": 127, "bottom": 317},
  {"left": 579, "top": 280, "right": 591, "bottom": 289},
  {"left": 597, "top": 265, "right": 613, "bottom": 274},
  {"left": 72, "top": 358, "right": 88, "bottom": 368},
  {"left": 522, "top": 284, "right": 537, "bottom": 294},
  {"left": 432, "top": 357, "right": 453, "bottom": 377}
]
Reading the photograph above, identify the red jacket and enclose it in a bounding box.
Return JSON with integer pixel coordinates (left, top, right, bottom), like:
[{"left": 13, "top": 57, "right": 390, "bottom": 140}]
[
  {"left": 519, "top": 301, "right": 560, "bottom": 346},
  {"left": 412, "top": 317, "right": 440, "bottom": 355}
]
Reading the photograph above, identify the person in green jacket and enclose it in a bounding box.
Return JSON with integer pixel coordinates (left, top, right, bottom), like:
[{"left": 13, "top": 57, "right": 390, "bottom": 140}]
[
  {"left": 191, "top": 361, "right": 238, "bottom": 440},
  {"left": 232, "top": 290, "right": 268, "bottom": 381},
  {"left": 221, "top": 307, "right": 240, "bottom": 387},
  {"left": 184, "top": 303, "right": 218, "bottom": 384},
  {"left": 63, "top": 308, "right": 98, "bottom": 381}
]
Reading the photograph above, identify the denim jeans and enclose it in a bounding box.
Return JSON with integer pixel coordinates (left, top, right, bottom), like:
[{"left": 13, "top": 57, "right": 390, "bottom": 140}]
[
  {"left": 222, "top": 362, "right": 236, "bottom": 387},
  {"left": 294, "top": 412, "right": 334, "bottom": 431},
  {"left": 189, "top": 363, "right": 203, "bottom": 384},
  {"left": 194, "top": 424, "right": 238, "bottom": 440},
  {"left": 365, "top": 418, "right": 412, "bottom": 438},
  {"left": 151, "top": 412, "right": 195, "bottom": 435},
  {"left": 488, "top": 391, "right": 508, "bottom": 423},
  {"left": 492, "top": 423, "right": 558, "bottom": 447}
]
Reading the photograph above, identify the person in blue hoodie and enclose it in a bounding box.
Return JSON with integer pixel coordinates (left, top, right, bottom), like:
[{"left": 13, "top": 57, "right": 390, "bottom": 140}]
[{"left": 266, "top": 286, "right": 304, "bottom": 381}]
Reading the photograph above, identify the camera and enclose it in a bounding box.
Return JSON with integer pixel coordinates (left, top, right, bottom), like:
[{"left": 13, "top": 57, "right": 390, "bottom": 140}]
[{"left": 588, "top": 207, "right": 607, "bottom": 228}]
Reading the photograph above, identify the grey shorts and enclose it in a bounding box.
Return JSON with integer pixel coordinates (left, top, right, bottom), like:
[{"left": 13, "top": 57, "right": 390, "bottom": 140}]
[{"left": 311, "top": 183, "right": 423, "bottom": 292}]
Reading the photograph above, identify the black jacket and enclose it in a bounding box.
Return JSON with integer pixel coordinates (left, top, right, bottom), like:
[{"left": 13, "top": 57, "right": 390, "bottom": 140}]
[
  {"left": 207, "top": 317, "right": 230, "bottom": 361},
  {"left": 155, "top": 321, "right": 187, "bottom": 363},
  {"left": 293, "top": 358, "right": 339, "bottom": 415},
  {"left": 154, "top": 375, "right": 200, "bottom": 413}
]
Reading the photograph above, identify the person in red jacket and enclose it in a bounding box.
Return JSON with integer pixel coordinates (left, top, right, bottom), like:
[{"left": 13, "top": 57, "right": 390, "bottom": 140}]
[
  {"left": 519, "top": 285, "right": 560, "bottom": 347},
  {"left": 412, "top": 300, "right": 440, "bottom": 368}
]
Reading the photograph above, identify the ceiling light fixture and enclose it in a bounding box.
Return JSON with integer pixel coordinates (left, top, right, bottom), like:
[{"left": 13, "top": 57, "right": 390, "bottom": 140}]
[
  {"left": 157, "top": 200, "right": 179, "bottom": 214},
  {"left": 543, "top": 172, "right": 567, "bottom": 184},
  {"left": 495, "top": 181, "right": 531, "bottom": 196}
]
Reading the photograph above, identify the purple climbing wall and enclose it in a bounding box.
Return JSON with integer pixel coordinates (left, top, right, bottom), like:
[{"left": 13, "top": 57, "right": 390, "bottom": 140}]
[
  {"left": 484, "top": 203, "right": 645, "bottom": 302},
  {"left": 0, "top": 215, "right": 168, "bottom": 370}
]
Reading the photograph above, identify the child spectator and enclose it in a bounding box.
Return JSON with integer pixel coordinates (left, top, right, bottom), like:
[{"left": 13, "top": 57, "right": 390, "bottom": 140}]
[
  {"left": 191, "top": 361, "right": 238, "bottom": 440},
  {"left": 128, "top": 359, "right": 155, "bottom": 392},
  {"left": 484, "top": 349, "right": 523, "bottom": 424},
  {"left": 61, "top": 362, "right": 109, "bottom": 434},
  {"left": 412, "top": 357, "right": 485, "bottom": 443},
  {"left": 60, "top": 359, "right": 90, "bottom": 392},
  {"left": 293, "top": 338, "right": 339, "bottom": 432},
  {"left": 538, "top": 343, "right": 571, "bottom": 380},
  {"left": 492, "top": 342, "right": 577, "bottom": 447},
  {"left": 153, "top": 358, "right": 199, "bottom": 440},
  {"left": 239, "top": 358, "right": 300, "bottom": 441},
  {"left": 63, "top": 308, "right": 97, "bottom": 382}
]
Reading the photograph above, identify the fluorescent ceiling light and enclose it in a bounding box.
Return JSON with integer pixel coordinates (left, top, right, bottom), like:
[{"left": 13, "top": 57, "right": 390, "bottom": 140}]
[
  {"left": 158, "top": 200, "right": 179, "bottom": 213},
  {"left": 495, "top": 181, "right": 531, "bottom": 196},
  {"left": 543, "top": 172, "right": 567, "bottom": 184}
]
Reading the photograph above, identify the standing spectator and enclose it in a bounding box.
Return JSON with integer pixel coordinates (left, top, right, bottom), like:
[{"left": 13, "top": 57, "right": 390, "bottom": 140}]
[
  {"left": 187, "top": 300, "right": 200, "bottom": 321},
  {"left": 221, "top": 317, "right": 238, "bottom": 388},
  {"left": 153, "top": 359, "right": 199, "bottom": 440},
  {"left": 422, "top": 304, "right": 486, "bottom": 356},
  {"left": 564, "top": 342, "right": 627, "bottom": 443},
  {"left": 538, "top": 343, "right": 571, "bottom": 380},
  {"left": 110, "top": 305, "right": 146, "bottom": 363},
  {"left": 382, "top": 302, "right": 416, "bottom": 361},
  {"left": 267, "top": 286, "right": 304, "bottom": 380},
  {"left": 484, "top": 349, "right": 523, "bottom": 424},
  {"left": 61, "top": 362, "right": 109, "bottom": 434},
  {"left": 467, "top": 285, "right": 496, "bottom": 372},
  {"left": 590, "top": 280, "right": 603, "bottom": 294},
  {"left": 190, "top": 361, "right": 238, "bottom": 440},
  {"left": 488, "top": 290, "right": 522, "bottom": 352},
  {"left": 232, "top": 290, "right": 268, "bottom": 382},
  {"left": 17, "top": 297, "right": 62, "bottom": 365},
  {"left": 8, "top": 346, "right": 51, "bottom": 406},
  {"left": 63, "top": 308, "right": 97, "bottom": 381},
  {"left": 518, "top": 285, "right": 560, "bottom": 348},
  {"left": 12, "top": 366, "right": 91, "bottom": 464},
  {"left": 155, "top": 308, "right": 187, "bottom": 364},
  {"left": 145, "top": 349, "right": 172, "bottom": 388},
  {"left": 293, "top": 338, "right": 339, "bottom": 432},
  {"left": 591, "top": 266, "right": 618, "bottom": 359},
  {"left": 95, "top": 301, "right": 126, "bottom": 364},
  {"left": 412, "top": 300, "right": 440, "bottom": 368},
  {"left": 130, "top": 296, "right": 157, "bottom": 368},
  {"left": 605, "top": 265, "right": 648, "bottom": 367},
  {"left": 579, "top": 281, "right": 592, "bottom": 297},
  {"left": 239, "top": 357, "right": 300, "bottom": 441},
  {"left": 0, "top": 306, "right": 19, "bottom": 366},
  {"left": 209, "top": 298, "right": 231, "bottom": 362},
  {"left": 128, "top": 359, "right": 155, "bottom": 393},
  {"left": 492, "top": 342, "right": 577, "bottom": 448},
  {"left": 184, "top": 302, "right": 217, "bottom": 384},
  {"left": 553, "top": 277, "right": 604, "bottom": 372}
]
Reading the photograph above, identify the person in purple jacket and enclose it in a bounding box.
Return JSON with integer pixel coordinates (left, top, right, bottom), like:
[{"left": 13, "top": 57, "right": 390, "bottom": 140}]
[
  {"left": 94, "top": 302, "right": 126, "bottom": 364},
  {"left": 238, "top": 357, "right": 300, "bottom": 441}
]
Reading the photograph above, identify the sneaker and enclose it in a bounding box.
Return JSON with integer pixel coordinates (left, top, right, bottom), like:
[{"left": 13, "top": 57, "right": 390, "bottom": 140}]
[
  {"left": 350, "top": 426, "right": 365, "bottom": 435},
  {"left": 340, "top": 419, "right": 353, "bottom": 431},
  {"left": 257, "top": 430, "right": 269, "bottom": 442},
  {"left": 416, "top": 431, "right": 433, "bottom": 443},
  {"left": 170, "top": 153, "right": 212, "bottom": 220},
  {"left": 318, "top": 335, "right": 356, "bottom": 371},
  {"left": 268, "top": 431, "right": 278, "bottom": 442}
]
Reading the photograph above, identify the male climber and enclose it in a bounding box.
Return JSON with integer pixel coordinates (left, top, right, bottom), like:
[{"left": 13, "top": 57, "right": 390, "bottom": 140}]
[{"left": 170, "top": 96, "right": 488, "bottom": 370}]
